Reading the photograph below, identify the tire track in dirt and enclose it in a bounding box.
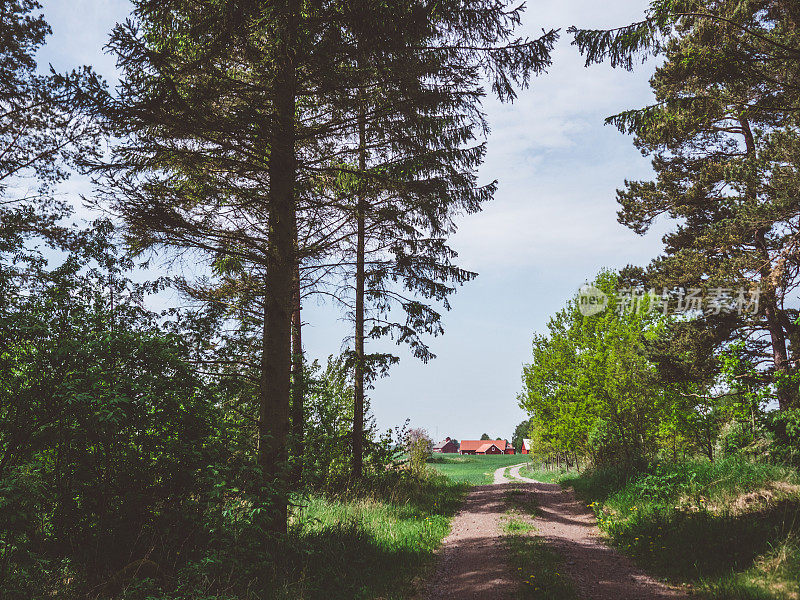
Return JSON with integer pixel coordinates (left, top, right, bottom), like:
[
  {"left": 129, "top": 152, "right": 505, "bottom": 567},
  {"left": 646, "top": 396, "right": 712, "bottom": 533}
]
[
  {"left": 420, "top": 463, "right": 686, "bottom": 600},
  {"left": 507, "top": 464, "right": 686, "bottom": 600},
  {"left": 419, "top": 465, "right": 522, "bottom": 599}
]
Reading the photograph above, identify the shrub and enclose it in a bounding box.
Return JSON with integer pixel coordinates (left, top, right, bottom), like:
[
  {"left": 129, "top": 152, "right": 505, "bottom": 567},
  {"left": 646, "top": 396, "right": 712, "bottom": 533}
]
[
  {"left": 765, "top": 408, "right": 800, "bottom": 464},
  {"left": 587, "top": 419, "right": 646, "bottom": 468},
  {"left": 406, "top": 428, "right": 433, "bottom": 477},
  {"left": 718, "top": 420, "right": 757, "bottom": 458}
]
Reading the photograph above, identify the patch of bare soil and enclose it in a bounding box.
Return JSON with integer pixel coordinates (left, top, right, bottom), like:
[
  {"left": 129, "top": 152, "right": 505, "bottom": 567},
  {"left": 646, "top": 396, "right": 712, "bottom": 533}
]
[{"left": 729, "top": 481, "right": 800, "bottom": 514}]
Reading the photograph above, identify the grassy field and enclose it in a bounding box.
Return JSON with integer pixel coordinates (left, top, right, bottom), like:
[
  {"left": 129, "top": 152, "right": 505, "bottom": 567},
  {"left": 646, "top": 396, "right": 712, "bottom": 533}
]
[
  {"left": 543, "top": 457, "right": 800, "bottom": 600},
  {"left": 427, "top": 453, "right": 531, "bottom": 484}
]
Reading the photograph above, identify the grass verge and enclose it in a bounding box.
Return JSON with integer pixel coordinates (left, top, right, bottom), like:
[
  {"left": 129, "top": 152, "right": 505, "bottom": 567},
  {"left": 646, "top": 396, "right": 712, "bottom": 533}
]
[
  {"left": 518, "top": 465, "right": 579, "bottom": 484},
  {"left": 112, "top": 470, "right": 467, "bottom": 600},
  {"left": 284, "top": 475, "right": 466, "bottom": 600},
  {"left": 559, "top": 456, "right": 800, "bottom": 600},
  {"left": 279, "top": 473, "right": 466, "bottom": 599}
]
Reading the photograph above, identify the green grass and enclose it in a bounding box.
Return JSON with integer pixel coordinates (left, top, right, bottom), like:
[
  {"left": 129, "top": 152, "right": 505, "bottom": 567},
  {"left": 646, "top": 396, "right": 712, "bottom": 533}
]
[
  {"left": 427, "top": 453, "right": 530, "bottom": 484},
  {"left": 502, "top": 487, "right": 577, "bottom": 600},
  {"left": 281, "top": 474, "right": 465, "bottom": 599},
  {"left": 519, "top": 465, "right": 579, "bottom": 484},
  {"left": 560, "top": 456, "right": 800, "bottom": 600},
  {"left": 142, "top": 470, "right": 467, "bottom": 600}
]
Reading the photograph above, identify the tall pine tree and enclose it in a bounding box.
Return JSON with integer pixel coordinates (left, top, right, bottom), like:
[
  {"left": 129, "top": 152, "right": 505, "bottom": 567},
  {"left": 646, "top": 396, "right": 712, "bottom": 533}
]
[
  {"left": 571, "top": 0, "right": 800, "bottom": 409},
  {"left": 331, "top": 0, "right": 557, "bottom": 478}
]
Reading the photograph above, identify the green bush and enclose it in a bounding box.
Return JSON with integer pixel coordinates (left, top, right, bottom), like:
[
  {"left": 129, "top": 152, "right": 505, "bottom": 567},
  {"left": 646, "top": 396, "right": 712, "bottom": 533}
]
[
  {"left": 765, "top": 408, "right": 800, "bottom": 464},
  {"left": 587, "top": 419, "right": 646, "bottom": 468},
  {"left": 406, "top": 429, "right": 433, "bottom": 478},
  {"left": 718, "top": 420, "right": 758, "bottom": 458}
]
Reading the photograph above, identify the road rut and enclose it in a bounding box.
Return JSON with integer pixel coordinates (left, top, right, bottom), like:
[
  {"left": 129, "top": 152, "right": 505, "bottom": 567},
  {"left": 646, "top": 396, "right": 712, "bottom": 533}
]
[{"left": 420, "top": 463, "right": 685, "bottom": 600}]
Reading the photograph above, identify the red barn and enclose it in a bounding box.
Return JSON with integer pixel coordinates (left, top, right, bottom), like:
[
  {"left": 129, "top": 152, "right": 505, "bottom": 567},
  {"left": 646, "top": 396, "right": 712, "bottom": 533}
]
[
  {"left": 432, "top": 437, "right": 459, "bottom": 453},
  {"left": 459, "top": 439, "right": 515, "bottom": 455},
  {"left": 520, "top": 439, "right": 532, "bottom": 454}
]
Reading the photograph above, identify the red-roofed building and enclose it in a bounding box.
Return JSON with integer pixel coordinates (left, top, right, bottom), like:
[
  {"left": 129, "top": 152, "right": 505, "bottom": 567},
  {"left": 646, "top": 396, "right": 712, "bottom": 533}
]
[
  {"left": 432, "top": 437, "right": 459, "bottom": 453},
  {"left": 459, "top": 439, "right": 515, "bottom": 455},
  {"left": 476, "top": 442, "right": 502, "bottom": 454}
]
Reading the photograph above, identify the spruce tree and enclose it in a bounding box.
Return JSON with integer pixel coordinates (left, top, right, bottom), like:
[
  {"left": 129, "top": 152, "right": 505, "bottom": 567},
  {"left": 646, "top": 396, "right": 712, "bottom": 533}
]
[
  {"left": 334, "top": 0, "right": 557, "bottom": 478},
  {"left": 90, "top": 0, "right": 348, "bottom": 533},
  {"left": 90, "top": 0, "right": 557, "bottom": 524}
]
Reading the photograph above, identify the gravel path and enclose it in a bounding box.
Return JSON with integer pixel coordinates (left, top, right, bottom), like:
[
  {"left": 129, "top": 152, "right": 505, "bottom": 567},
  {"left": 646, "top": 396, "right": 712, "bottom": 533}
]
[
  {"left": 420, "top": 463, "right": 686, "bottom": 600},
  {"left": 419, "top": 465, "right": 521, "bottom": 599},
  {"left": 508, "top": 465, "right": 685, "bottom": 600}
]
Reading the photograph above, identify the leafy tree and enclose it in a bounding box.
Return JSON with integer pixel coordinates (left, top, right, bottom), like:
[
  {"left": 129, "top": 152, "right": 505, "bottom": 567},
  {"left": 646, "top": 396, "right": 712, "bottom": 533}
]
[
  {"left": 521, "top": 270, "right": 685, "bottom": 466},
  {"left": 406, "top": 428, "right": 433, "bottom": 478},
  {"left": 0, "top": 221, "right": 223, "bottom": 591},
  {"left": 480, "top": 433, "right": 491, "bottom": 440},
  {"left": 512, "top": 418, "right": 533, "bottom": 453}
]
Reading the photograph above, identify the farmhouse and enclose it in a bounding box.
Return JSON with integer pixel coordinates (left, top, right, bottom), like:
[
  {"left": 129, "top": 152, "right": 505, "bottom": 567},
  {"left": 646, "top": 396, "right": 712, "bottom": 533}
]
[
  {"left": 520, "top": 439, "right": 532, "bottom": 454},
  {"left": 459, "top": 439, "right": 515, "bottom": 455},
  {"left": 432, "top": 437, "right": 459, "bottom": 453}
]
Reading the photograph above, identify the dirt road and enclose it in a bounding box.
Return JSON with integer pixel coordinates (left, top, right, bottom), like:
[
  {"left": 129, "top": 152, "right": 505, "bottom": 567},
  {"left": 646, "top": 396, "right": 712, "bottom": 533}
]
[
  {"left": 421, "top": 463, "right": 685, "bottom": 600},
  {"left": 420, "top": 466, "right": 519, "bottom": 599}
]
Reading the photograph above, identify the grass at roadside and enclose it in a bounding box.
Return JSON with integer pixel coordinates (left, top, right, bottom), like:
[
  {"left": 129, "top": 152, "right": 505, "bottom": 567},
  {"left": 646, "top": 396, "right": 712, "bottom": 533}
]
[
  {"left": 282, "top": 473, "right": 466, "bottom": 599},
  {"left": 134, "top": 471, "right": 467, "bottom": 600},
  {"left": 519, "top": 464, "right": 579, "bottom": 484},
  {"left": 501, "top": 486, "right": 577, "bottom": 600},
  {"left": 559, "top": 456, "right": 800, "bottom": 600},
  {"left": 428, "top": 453, "right": 530, "bottom": 484}
]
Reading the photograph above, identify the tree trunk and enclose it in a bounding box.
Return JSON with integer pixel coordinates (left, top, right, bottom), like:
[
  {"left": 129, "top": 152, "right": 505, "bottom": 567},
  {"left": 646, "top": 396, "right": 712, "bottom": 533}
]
[
  {"left": 258, "top": 0, "right": 298, "bottom": 535},
  {"left": 740, "top": 116, "right": 794, "bottom": 410},
  {"left": 352, "top": 106, "right": 367, "bottom": 480},
  {"left": 290, "top": 251, "right": 304, "bottom": 487},
  {"left": 760, "top": 261, "right": 793, "bottom": 409}
]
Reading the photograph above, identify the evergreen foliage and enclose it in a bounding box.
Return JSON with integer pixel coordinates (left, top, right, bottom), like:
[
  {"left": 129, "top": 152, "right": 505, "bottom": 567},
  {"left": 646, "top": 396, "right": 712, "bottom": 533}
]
[{"left": 570, "top": 0, "right": 800, "bottom": 410}]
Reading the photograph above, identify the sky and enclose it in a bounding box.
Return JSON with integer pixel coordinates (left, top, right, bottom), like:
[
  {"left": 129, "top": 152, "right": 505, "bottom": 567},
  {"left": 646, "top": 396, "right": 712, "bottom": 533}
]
[{"left": 37, "top": 0, "right": 670, "bottom": 442}]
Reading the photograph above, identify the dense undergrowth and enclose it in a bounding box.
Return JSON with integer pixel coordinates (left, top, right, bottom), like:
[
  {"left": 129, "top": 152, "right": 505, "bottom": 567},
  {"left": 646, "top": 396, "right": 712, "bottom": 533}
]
[
  {"left": 555, "top": 457, "right": 800, "bottom": 600},
  {"left": 3, "top": 470, "right": 465, "bottom": 600}
]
